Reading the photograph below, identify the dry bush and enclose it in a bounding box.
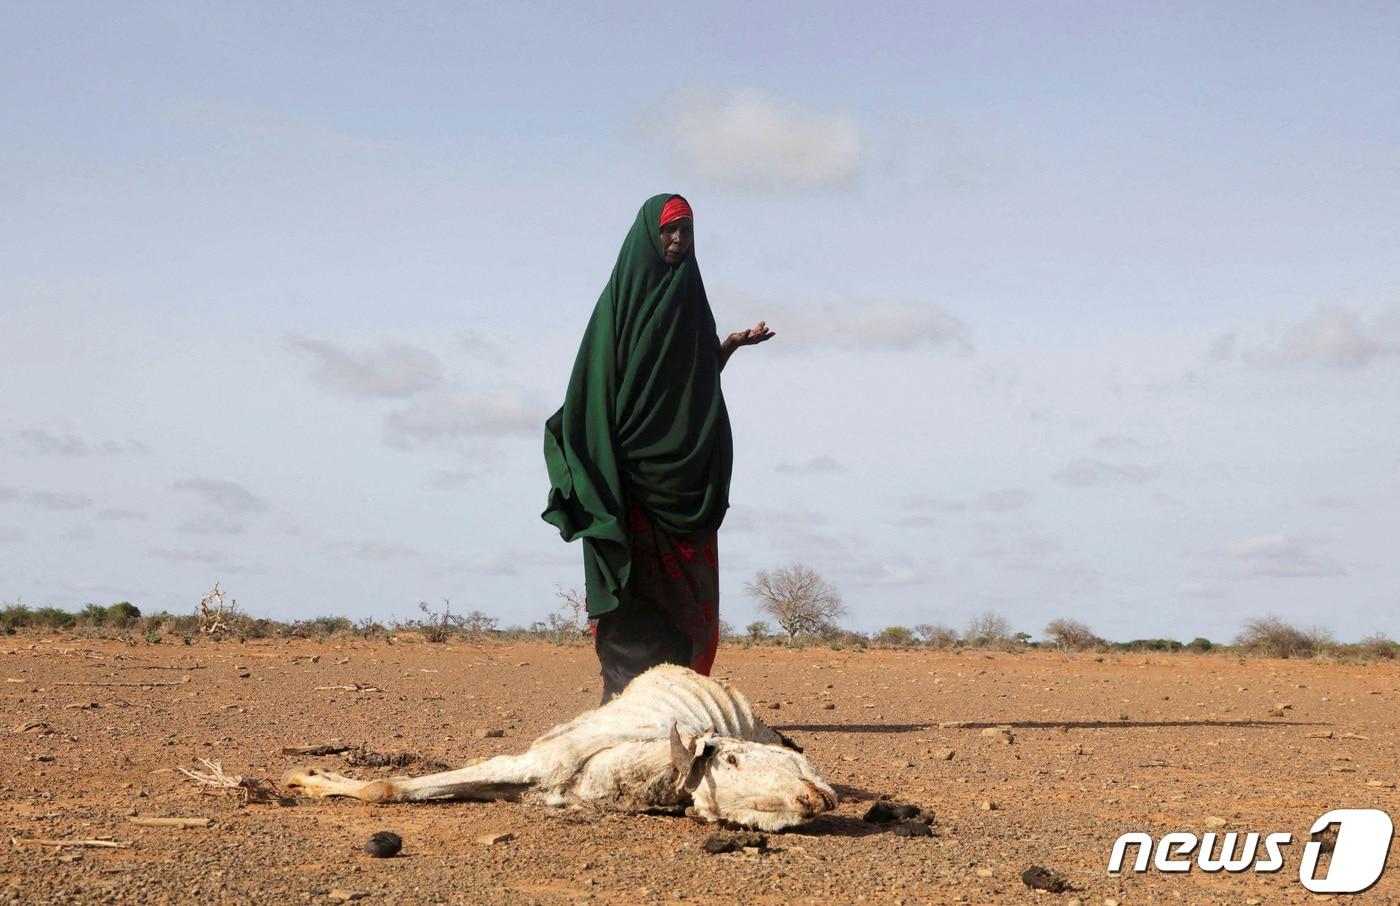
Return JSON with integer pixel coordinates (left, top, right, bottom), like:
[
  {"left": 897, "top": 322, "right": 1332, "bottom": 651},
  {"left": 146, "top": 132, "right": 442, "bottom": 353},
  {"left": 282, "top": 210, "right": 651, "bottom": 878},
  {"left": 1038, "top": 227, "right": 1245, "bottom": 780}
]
[
  {"left": 1357, "top": 632, "right": 1398, "bottom": 660},
  {"left": 1234, "top": 615, "right": 1334, "bottom": 659},
  {"left": 964, "top": 611, "right": 1013, "bottom": 648},
  {"left": 1044, "top": 618, "right": 1105, "bottom": 651},
  {"left": 913, "top": 623, "right": 959, "bottom": 649},
  {"left": 873, "top": 626, "right": 916, "bottom": 648}
]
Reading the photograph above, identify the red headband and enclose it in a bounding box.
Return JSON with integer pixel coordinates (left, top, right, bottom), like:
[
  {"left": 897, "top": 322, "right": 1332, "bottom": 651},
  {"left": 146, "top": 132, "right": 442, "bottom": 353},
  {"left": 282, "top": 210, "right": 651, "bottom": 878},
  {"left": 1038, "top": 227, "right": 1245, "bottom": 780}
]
[{"left": 659, "top": 196, "right": 693, "bottom": 228}]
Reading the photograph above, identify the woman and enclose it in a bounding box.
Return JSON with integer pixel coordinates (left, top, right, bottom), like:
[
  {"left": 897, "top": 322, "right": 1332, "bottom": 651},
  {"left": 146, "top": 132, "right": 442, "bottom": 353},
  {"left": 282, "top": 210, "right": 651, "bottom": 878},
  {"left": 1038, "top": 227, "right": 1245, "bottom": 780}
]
[{"left": 543, "top": 194, "right": 772, "bottom": 701}]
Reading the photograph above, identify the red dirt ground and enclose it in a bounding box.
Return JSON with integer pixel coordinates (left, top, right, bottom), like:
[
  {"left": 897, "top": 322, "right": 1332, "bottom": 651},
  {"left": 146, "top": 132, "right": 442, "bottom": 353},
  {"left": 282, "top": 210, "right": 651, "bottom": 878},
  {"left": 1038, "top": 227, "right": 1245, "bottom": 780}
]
[{"left": 3, "top": 638, "right": 1398, "bottom": 904}]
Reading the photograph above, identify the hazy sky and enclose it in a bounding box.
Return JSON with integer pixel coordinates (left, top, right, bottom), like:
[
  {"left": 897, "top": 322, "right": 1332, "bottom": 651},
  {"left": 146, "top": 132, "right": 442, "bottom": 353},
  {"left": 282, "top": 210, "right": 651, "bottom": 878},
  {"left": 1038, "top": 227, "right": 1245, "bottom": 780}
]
[{"left": 3, "top": 2, "right": 1397, "bottom": 642}]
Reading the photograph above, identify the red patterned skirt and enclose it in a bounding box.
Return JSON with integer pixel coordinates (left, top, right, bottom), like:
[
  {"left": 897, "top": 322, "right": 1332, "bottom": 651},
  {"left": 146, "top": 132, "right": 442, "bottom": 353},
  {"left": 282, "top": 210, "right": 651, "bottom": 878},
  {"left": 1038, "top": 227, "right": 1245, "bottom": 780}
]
[{"left": 593, "top": 507, "right": 719, "bottom": 701}]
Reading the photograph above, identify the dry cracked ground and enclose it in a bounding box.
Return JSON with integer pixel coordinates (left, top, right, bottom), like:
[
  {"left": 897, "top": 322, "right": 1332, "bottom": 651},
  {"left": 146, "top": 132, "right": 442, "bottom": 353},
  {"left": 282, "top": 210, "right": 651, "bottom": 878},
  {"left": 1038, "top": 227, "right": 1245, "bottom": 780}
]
[{"left": 3, "top": 638, "right": 1398, "bottom": 904}]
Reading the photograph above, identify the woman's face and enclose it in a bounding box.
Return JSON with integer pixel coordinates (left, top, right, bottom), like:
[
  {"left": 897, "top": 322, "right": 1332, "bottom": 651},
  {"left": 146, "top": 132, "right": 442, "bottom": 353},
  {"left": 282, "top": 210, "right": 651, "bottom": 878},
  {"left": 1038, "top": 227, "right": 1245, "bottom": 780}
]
[{"left": 659, "top": 217, "right": 694, "bottom": 266}]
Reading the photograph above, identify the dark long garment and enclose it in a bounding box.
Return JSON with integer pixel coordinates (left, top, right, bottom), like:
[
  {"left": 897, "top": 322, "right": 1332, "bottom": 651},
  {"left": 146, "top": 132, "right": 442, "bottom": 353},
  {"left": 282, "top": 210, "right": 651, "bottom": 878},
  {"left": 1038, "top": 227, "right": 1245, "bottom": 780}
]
[
  {"left": 542, "top": 194, "right": 732, "bottom": 700},
  {"left": 594, "top": 508, "right": 719, "bottom": 700}
]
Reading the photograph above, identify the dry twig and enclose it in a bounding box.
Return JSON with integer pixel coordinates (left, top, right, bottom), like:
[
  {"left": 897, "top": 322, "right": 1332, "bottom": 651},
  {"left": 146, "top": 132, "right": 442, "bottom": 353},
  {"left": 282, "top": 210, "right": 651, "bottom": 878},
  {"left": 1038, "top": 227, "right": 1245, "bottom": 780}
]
[
  {"left": 12, "top": 837, "right": 128, "bottom": 849},
  {"left": 127, "top": 817, "right": 210, "bottom": 828},
  {"left": 55, "top": 677, "right": 190, "bottom": 688}
]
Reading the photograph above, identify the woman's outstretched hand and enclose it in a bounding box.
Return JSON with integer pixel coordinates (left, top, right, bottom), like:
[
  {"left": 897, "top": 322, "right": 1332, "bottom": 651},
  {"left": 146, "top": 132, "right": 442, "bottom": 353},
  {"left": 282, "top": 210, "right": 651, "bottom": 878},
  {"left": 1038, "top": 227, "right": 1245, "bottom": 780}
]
[{"left": 719, "top": 321, "right": 774, "bottom": 370}]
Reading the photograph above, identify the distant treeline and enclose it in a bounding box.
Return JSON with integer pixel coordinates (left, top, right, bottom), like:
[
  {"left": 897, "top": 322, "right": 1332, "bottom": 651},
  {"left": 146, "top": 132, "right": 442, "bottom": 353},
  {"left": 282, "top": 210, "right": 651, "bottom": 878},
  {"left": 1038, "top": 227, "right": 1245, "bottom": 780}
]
[{"left": 2, "top": 600, "right": 1396, "bottom": 662}]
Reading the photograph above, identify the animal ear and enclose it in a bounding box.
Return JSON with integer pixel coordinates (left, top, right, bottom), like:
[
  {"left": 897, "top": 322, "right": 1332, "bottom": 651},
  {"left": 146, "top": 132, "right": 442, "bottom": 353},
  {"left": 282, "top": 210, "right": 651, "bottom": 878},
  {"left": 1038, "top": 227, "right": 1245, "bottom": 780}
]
[
  {"left": 672, "top": 727, "right": 719, "bottom": 794},
  {"left": 669, "top": 723, "right": 691, "bottom": 774}
]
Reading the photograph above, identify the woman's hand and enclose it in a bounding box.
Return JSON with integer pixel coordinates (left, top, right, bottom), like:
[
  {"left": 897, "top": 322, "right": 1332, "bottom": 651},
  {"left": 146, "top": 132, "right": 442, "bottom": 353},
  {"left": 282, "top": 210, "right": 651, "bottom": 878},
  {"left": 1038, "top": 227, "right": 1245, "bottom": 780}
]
[{"left": 719, "top": 321, "right": 774, "bottom": 370}]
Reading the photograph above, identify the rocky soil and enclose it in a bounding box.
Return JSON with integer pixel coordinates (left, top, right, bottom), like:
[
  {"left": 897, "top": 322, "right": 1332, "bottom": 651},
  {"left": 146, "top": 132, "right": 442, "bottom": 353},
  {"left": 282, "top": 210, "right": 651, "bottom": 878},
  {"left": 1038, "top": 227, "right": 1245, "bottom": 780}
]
[{"left": 3, "top": 638, "right": 1397, "bottom": 904}]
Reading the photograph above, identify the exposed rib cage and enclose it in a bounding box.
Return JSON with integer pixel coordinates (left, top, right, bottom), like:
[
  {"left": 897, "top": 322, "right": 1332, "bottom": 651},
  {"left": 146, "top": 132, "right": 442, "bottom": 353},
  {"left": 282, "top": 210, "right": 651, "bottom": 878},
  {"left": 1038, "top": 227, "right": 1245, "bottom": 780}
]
[{"left": 532, "top": 664, "right": 780, "bottom": 749}]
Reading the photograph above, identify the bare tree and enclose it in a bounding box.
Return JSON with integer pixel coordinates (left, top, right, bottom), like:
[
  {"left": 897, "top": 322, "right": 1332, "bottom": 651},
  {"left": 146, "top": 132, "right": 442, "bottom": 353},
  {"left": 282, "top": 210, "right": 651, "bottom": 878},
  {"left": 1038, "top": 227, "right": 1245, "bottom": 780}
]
[
  {"left": 1044, "top": 617, "right": 1103, "bottom": 651},
  {"left": 745, "top": 564, "right": 846, "bottom": 640},
  {"left": 913, "top": 622, "right": 959, "bottom": 649},
  {"left": 964, "top": 611, "right": 1012, "bottom": 647}
]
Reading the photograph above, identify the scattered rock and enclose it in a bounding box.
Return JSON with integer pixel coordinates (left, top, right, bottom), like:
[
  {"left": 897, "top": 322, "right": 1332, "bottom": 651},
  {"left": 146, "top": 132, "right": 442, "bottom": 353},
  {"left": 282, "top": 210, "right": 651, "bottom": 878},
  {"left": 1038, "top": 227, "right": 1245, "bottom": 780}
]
[
  {"left": 768, "top": 702, "right": 780, "bottom": 710},
  {"left": 702, "top": 831, "right": 767, "bottom": 854},
  {"left": 863, "top": 800, "right": 933, "bottom": 824},
  {"left": 1020, "top": 865, "right": 1072, "bottom": 893},
  {"left": 475, "top": 729, "right": 506, "bottom": 739},
  {"left": 1304, "top": 730, "right": 1334, "bottom": 739},
  {"left": 934, "top": 748, "right": 955, "bottom": 761},
  {"left": 1203, "top": 816, "right": 1227, "bottom": 828},
  {"left": 363, "top": 831, "right": 402, "bottom": 858},
  {"left": 892, "top": 821, "right": 933, "bottom": 837},
  {"left": 822, "top": 703, "right": 836, "bottom": 710},
  {"left": 476, "top": 832, "right": 513, "bottom": 846},
  {"left": 327, "top": 891, "right": 367, "bottom": 902},
  {"left": 975, "top": 868, "right": 993, "bottom": 878},
  {"left": 980, "top": 727, "right": 1014, "bottom": 745},
  {"left": 979, "top": 800, "right": 997, "bottom": 812}
]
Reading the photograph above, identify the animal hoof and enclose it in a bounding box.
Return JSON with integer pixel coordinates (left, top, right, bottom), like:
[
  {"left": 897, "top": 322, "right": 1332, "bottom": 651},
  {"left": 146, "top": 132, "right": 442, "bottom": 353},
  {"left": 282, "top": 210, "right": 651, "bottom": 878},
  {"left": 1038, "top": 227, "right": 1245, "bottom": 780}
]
[{"left": 364, "top": 831, "right": 402, "bottom": 858}]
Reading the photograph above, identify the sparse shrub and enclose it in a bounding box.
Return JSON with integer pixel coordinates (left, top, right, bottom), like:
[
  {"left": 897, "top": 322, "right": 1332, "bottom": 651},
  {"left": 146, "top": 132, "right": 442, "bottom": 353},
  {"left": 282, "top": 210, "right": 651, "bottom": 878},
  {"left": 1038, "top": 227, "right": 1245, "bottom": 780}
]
[
  {"left": 143, "top": 631, "right": 161, "bottom": 644},
  {"left": 826, "top": 629, "right": 869, "bottom": 651},
  {"left": 296, "top": 615, "right": 353, "bottom": 638},
  {"left": 32, "top": 607, "right": 76, "bottom": 630},
  {"left": 874, "top": 626, "right": 916, "bottom": 648},
  {"left": 1117, "top": 638, "right": 1182, "bottom": 653},
  {"left": 106, "top": 602, "right": 141, "bottom": 626},
  {"left": 964, "top": 611, "right": 1012, "bottom": 648},
  {"left": 745, "top": 621, "right": 769, "bottom": 642},
  {"left": 1235, "top": 615, "right": 1333, "bottom": 659},
  {"left": 416, "top": 600, "right": 465, "bottom": 643},
  {"left": 1187, "top": 637, "right": 1214, "bottom": 653},
  {"left": 914, "top": 623, "right": 959, "bottom": 649},
  {"left": 79, "top": 603, "right": 109, "bottom": 625},
  {"left": 1357, "top": 633, "right": 1397, "bottom": 660},
  {"left": 1044, "top": 618, "right": 1103, "bottom": 651},
  {"left": 1, "top": 603, "right": 33, "bottom": 630}
]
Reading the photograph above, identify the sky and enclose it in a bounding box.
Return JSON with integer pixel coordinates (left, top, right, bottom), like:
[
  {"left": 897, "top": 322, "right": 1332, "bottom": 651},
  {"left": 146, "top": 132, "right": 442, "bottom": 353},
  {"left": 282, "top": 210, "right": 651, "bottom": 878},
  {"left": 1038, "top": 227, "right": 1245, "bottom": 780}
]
[{"left": 2, "top": 2, "right": 1398, "bottom": 643}]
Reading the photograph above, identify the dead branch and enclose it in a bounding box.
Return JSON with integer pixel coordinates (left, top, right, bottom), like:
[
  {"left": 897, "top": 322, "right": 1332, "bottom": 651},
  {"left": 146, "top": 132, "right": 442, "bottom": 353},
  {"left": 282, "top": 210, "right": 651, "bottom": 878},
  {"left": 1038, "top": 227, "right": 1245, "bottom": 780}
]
[
  {"left": 55, "top": 676, "right": 191, "bottom": 688},
  {"left": 314, "top": 684, "right": 382, "bottom": 692},
  {"left": 280, "top": 744, "right": 350, "bottom": 756},
  {"left": 12, "top": 837, "right": 129, "bottom": 849},
  {"left": 127, "top": 817, "right": 210, "bottom": 828},
  {"left": 177, "top": 758, "right": 241, "bottom": 789}
]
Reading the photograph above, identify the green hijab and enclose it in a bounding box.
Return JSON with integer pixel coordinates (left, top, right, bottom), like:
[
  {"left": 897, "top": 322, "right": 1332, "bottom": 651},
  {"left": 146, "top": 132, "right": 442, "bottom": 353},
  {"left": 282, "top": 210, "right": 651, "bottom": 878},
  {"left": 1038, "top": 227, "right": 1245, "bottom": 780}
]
[{"left": 542, "top": 194, "right": 733, "bottom": 617}]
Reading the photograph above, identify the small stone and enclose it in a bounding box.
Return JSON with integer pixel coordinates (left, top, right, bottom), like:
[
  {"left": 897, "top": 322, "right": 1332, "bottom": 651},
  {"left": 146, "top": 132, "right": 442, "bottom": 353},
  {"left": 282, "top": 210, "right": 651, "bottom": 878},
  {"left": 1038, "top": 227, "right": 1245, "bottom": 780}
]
[
  {"left": 1304, "top": 731, "right": 1334, "bottom": 739},
  {"left": 475, "top": 729, "right": 505, "bottom": 739},
  {"left": 1020, "top": 865, "right": 1071, "bottom": 893},
  {"left": 1204, "top": 816, "right": 1227, "bottom": 828},
  {"left": 58, "top": 853, "right": 83, "bottom": 864},
  {"left": 937, "top": 720, "right": 966, "bottom": 729},
  {"left": 979, "top": 800, "right": 997, "bottom": 811},
  {"left": 975, "top": 868, "right": 993, "bottom": 878},
  {"left": 364, "top": 831, "right": 402, "bottom": 858},
  {"left": 768, "top": 702, "right": 781, "bottom": 710},
  {"left": 934, "top": 748, "right": 955, "bottom": 761},
  {"left": 822, "top": 703, "right": 836, "bottom": 710},
  {"left": 980, "top": 727, "right": 1014, "bottom": 744},
  {"left": 124, "top": 808, "right": 138, "bottom": 817},
  {"left": 327, "top": 891, "right": 367, "bottom": 902},
  {"left": 893, "top": 821, "right": 932, "bottom": 837},
  {"left": 702, "top": 831, "right": 767, "bottom": 854},
  {"left": 1103, "top": 899, "right": 1120, "bottom": 906},
  {"left": 476, "top": 832, "right": 513, "bottom": 846}
]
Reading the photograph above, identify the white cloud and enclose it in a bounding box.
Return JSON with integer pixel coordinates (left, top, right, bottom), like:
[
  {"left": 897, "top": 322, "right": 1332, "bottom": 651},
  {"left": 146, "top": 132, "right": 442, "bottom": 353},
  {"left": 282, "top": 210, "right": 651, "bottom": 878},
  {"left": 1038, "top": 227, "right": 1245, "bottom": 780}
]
[
  {"left": 897, "top": 488, "right": 1033, "bottom": 521},
  {"left": 172, "top": 478, "right": 269, "bottom": 514},
  {"left": 97, "top": 508, "right": 147, "bottom": 521},
  {"left": 325, "top": 540, "right": 421, "bottom": 562},
  {"left": 178, "top": 514, "right": 245, "bottom": 536},
  {"left": 8, "top": 429, "right": 147, "bottom": 457},
  {"left": 764, "top": 298, "right": 972, "bottom": 354},
  {"left": 657, "top": 88, "right": 862, "bottom": 192},
  {"left": 774, "top": 455, "right": 845, "bottom": 475},
  {"left": 25, "top": 490, "right": 93, "bottom": 510},
  {"left": 384, "top": 387, "right": 541, "bottom": 448},
  {"left": 1227, "top": 534, "right": 1344, "bottom": 578},
  {"left": 1053, "top": 458, "right": 1160, "bottom": 487},
  {"left": 286, "top": 334, "right": 443, "bottom": 399},
  {"left": 1266, "top": 306, "right": 1396, "bottom": 370},
  {"left": 0, "top": 527, "right": 23, "bottom": 543}
]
